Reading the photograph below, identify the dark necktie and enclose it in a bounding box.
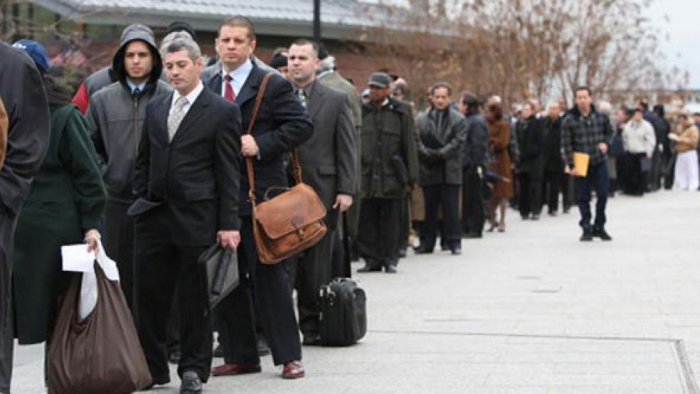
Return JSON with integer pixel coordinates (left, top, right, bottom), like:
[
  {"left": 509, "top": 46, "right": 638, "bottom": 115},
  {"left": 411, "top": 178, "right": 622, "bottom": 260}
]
[{"left": 224, "top": 74, "right": 235, "bottom": 102}]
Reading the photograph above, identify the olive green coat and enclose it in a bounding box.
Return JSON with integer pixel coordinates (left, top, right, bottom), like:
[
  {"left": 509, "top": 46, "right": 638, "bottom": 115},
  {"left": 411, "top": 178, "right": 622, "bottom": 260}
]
[
  {"left": 360, "top": 98, "right": 419, "bottom": 199},
  {"left": 13, "top": 104, "right": 105, "bottom": 344}
]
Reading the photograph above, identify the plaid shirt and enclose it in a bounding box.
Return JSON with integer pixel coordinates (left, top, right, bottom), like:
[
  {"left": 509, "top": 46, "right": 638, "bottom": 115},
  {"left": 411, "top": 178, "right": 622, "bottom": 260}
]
[{"left": 561, "top": 106, "right": 613, "bottom": 168}]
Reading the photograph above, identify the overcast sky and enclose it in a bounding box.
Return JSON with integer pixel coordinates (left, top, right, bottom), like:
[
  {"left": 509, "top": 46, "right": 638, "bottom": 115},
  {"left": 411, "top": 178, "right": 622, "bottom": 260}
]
[{"left": 646, "top": 0, "right": 700, "bottom": 87}]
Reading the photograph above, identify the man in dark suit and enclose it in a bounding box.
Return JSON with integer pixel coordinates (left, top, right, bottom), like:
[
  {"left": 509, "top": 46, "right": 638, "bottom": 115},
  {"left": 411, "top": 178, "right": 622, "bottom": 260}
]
[
  {"left": 0, "top": 40, "right": 51, "bottom": 394},
  {"left": 285, "top": 39, "right": 356, "bottom": 345},
  {"left": 204, "top": 16, "right": 313, "bottom": 380},
  {"left": 131, "top": 33, "right": 241, "bottom": 393}
]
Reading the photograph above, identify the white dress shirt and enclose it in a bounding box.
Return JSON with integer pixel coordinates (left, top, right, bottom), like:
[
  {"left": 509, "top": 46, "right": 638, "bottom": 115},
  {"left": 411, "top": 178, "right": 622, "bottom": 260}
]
[{"left": 221, "top": 59, "right": 253, "bottom": 98}]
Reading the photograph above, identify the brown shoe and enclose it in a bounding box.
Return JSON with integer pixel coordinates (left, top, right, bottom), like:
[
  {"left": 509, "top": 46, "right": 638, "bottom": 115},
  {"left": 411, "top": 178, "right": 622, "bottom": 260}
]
[
  {"left": 282, "top": 360, "right": 305, "bottom": 379},
  {"left": 211, "top": 362, "right": 261, "bottom": 376}
]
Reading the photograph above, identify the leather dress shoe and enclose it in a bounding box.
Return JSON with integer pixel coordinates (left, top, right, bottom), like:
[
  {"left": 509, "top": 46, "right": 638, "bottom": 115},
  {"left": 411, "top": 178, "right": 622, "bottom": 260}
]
[
  {"left": 450, "top": 247, "right": 462, "bottom": 255},
  {"left": 302, "top": 333, "right": 322, "bottom": 346},
  {"left": 414, "top": 247, "right": 433, "bottom": 254},
  {"left": 384, "top": 265, "right": 397, "bottom": 274},
  {"left": 592, "top": 227, "right": 612, "bottom": 241},
  {"left": 282, "top": 360, "right": 305, "bottom": 379},
  {"left": 580, "top": 229, "right": 593, "bottom": 241},
  {"left": 464, "top": 232, "right": 482, "bottom": 239},
  {"left": 211, "top": 362, "right": 261, "bottom": 376},
  {"left": 180, "top": 371, "right": 202, "bottom": 394}
]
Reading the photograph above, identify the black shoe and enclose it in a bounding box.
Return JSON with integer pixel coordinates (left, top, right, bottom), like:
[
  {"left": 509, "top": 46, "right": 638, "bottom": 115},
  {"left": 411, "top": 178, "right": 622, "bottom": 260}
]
[
  {"left": 180, "top": 371, "right": 202, "bottom": 394},
  {"left": 357, "top": 264, "right": 381, "bottom": 272},
  {"left": 531, "top": 214, "right": 540, "bottom": 221},
  {"left": 548, "top": 211, "right": 557, "bottom": 217},
  {"left": 580, "top": 230, "right": 593, "bottom": 242},
  {"left": 414, "top": 247, "right": 433, "bottom": 254},
  {"left": 521, "top": 215, "right": 530, "bottom": 220},
  {"left": 464, "top": 232, "right": 482, "bottom": 239},
  {"left": 213, "top": 343, "right": 223, "bottom": 358},
  {"left": 302, "top": 333, "right": 322, "bottom": 346},
  {"left": 450, "top": 247, "right": 462, "bottom": 255},
  {"left": 257, "top": 337, "right": 271, "bottom": 356},
  {"left": 592, "top": 228, "right": 612, "bottom": 241},
  {"left": 563, "top": 206, "right": 571, "bottom": 214},
  {"left": 168, "top": 349, "right": 182, "bottom": 364},
  {"left": 384, "top": 265, "right": 397, "bottom": 274}
]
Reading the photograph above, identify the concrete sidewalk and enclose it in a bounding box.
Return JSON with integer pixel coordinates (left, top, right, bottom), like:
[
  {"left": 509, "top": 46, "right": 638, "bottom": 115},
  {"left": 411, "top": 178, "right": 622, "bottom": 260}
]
[{"left": 12, "top": 190, "right": 700, "bottom": 393}]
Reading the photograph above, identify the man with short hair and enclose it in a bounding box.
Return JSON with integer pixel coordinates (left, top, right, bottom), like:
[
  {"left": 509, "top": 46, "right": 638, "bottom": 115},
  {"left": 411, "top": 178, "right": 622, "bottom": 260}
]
[
  {"left": 285, "top": 38, "right": 356, "bottom": 345},
  {"left": 459, "top": 91, "right": 488, "bottom": 237},
  {"left": 414, "top": 83, "right": 467, "bottom": 255},
  {"left": 0, "top": 40, "right": 51, "bottom": 394},
  {"left": 204, "top": 15, "right": 312, "bottom": 380},
  {"left": 131, "top": 32, "right": 242, "bottom": 393},
  {"left": 561, "top": 87, "right": 614, "bottom": 241},
  {"left": 87, "top": 23, "right": 172, "bottom": 308},
  {"left": 356, "top": 72, "right": 418, "bottom": 273}
]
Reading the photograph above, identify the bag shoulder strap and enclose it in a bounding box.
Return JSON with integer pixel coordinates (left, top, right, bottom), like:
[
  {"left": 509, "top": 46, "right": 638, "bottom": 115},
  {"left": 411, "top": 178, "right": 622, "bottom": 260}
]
[{"left": 246, "top": 73, "right": 306, "bottom": 205}]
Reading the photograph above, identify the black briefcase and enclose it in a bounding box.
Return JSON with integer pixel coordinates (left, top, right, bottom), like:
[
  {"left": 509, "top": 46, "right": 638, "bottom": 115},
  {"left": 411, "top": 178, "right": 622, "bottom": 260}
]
[
  {"left": 198, "top": 244, "right": 239, "bottom": 308},
  {"left": 318, "top": 278, "right": 367, "bottom": 346}
]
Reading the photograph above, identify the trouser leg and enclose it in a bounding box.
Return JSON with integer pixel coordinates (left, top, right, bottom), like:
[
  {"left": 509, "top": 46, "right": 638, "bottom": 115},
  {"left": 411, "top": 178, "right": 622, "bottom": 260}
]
[
  {"left": 104, "top": 200, "right": 135, "bottom": 309},
  {"left": 421, "top": 185, "right": 440, "bottom": 251},
  {"left": 441, "top": 185, "right": 461, "bottom": 249},
  {"left": 297, "top": 231, "right": 334, "bottom": 337},
  {"left": 0, "top": 213, "right": 15, "bottom": 393},
  {"left": 592, "top": 162, "right": 609, "bottom": 230},
  {"left": 378, "top": 199, "right": 402, "bottom": 267},
  {"left": 357, "top": 198, "right": 381, "bottom": 265},
  {"left": 575, "top": 170, "right": 593, "bottom": 231}
]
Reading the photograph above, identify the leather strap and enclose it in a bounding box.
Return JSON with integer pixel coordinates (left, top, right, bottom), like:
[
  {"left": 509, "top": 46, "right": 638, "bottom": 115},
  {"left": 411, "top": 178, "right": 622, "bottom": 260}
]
[{"left": 245, "top": 73, "right": 304, "bottom": 206}]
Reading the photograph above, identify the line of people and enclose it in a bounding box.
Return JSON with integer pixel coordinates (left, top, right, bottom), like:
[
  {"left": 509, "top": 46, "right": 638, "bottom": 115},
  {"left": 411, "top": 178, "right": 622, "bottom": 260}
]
[{"left": 1, "top": 15, "right": 699, "bottom": 394}]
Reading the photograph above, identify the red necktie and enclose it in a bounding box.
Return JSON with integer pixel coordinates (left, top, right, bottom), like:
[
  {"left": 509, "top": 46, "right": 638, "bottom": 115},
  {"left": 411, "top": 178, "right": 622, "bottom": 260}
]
[{"left": 224, "top": 74, "right": 236, "bottom": 102}]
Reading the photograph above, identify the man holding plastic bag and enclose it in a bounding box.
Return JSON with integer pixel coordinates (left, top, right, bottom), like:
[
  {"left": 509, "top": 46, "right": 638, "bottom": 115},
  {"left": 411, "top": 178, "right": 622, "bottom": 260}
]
[{"left": 130, "top": 33, "right": 241, "bottom": 393}]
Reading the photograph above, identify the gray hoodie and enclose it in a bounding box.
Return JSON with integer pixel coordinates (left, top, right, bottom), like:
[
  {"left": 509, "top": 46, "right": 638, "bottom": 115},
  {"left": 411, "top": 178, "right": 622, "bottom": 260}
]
[{"left": 87, "top": 24, "right": 172, "bottom": 202}]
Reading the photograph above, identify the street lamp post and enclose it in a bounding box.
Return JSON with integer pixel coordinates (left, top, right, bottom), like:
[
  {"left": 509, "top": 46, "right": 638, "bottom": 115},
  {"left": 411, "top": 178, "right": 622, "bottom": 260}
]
[{"left": 313, "top": 0, "right": 321, "bottom": 42}]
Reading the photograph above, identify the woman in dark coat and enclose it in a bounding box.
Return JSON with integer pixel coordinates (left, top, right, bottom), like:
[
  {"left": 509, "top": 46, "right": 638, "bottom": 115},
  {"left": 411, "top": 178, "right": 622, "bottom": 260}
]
[
  {"left": 485, "top": 102, "right": 512, "bottom": 232},
  {"left": 12, "top": 47, "right": 106, "bottom": 348},
  {"left": 515, "top": 102, "right": 544, "bottom": 220}
]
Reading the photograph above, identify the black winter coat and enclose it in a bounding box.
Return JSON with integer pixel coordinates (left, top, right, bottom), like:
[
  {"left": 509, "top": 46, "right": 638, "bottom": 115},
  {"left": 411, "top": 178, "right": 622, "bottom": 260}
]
[
  {"left": 516, "top": 115, "right": 544, "bottom": 178},
  {"left": 542, "top": 116, "right": 564, "bottom": 172},
  {"left": 416, "top": 108, "right": 467, "bottom": 186}
]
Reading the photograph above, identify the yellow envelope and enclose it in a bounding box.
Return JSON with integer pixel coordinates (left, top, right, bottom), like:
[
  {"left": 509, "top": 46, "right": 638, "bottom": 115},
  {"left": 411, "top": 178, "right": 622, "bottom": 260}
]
[{"left": 573, "top": 152, "right": 590, "bottom": 177}]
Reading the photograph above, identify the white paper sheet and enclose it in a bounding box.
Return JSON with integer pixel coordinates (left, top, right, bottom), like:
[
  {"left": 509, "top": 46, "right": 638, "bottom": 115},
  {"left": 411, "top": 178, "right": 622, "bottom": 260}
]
[{"left": 61, "top": 244, "right": 94, "bottom": 273}]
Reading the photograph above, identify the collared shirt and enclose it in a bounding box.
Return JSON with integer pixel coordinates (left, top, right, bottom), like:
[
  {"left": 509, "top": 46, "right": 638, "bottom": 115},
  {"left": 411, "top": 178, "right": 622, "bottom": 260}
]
[
  {"left": 316, "top": 70, "right": 333, "bottom": 80},
  {"left": 126, "top": 79, "right": 146, "bottom": 94},
  {"left": 221, "top": 59, "right": 253, "bottom": 98},
  {"left": 169, "top": 81, "right": 204, "bottom": 120}
]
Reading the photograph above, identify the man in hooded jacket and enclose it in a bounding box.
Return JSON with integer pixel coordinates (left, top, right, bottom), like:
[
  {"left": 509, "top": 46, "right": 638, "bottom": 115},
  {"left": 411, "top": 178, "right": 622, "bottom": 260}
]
[{"left": 87, "top": 24, "right": 172, "bottom": 308}]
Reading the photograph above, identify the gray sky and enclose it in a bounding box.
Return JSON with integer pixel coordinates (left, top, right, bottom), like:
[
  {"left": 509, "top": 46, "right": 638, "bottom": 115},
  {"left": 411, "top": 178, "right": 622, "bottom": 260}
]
[{"left": 647, "top": 0, "right": 700, "bottom": 87}]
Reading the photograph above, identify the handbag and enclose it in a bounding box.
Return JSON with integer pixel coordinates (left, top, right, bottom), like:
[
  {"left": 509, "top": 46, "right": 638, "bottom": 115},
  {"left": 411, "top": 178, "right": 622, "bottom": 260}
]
[
  {"left": 246, "top": 73, "right": 327, "bottom": 264},
  {"left": 198, "top": 243, "right": 239, "bottom": 308},
  {"left": 48, "top": 263, "right": 152, "bottom": 394}
]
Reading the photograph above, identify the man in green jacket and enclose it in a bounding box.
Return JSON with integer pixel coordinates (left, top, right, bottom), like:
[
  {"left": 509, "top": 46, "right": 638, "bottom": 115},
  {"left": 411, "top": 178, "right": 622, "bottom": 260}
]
[{"left": 356, "top": 72, "right": 418, "bottom": 274}]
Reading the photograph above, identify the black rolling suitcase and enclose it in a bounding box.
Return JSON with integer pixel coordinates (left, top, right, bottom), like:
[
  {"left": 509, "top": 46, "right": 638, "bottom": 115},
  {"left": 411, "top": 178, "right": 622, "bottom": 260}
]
[{"left": 319, "top": 278, "right": 367, "bottom": 346}]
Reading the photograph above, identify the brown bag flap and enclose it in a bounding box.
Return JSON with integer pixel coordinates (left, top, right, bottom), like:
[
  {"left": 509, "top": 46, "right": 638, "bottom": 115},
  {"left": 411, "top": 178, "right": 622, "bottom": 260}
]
[{"left": 254, "top": 183, "right": 327, "bottom": 240}]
